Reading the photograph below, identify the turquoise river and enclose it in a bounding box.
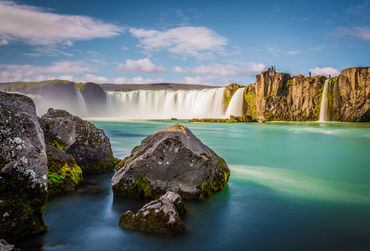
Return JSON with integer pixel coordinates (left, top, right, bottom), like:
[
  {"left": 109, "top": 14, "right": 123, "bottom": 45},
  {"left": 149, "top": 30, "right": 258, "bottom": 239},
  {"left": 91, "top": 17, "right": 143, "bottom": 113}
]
[{"left": 18, "top": 121, "right": 370, "bottom": 250}]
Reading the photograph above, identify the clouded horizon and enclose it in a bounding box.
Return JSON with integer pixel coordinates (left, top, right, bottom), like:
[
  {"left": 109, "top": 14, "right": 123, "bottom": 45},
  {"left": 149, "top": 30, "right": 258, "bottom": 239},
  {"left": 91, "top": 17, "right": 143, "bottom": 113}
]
[{"left": 0, "top": 0, "right": 369, "bottom": 86}]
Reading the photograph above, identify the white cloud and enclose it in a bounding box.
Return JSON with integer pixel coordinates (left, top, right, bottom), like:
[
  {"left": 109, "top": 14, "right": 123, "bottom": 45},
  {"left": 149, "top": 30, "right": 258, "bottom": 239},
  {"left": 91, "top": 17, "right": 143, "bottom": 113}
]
[
  {"left": 184, "top": 76, "right": 204, "bottom": 85},
  {"left": 121, "top": 46, "right": 128, "bottom": 50},
  {"left": 112, "top": 76, "right": 164, "bottom": 84},
  {"left": 85, "top": 74, "right": 108, "bottom": 83},
  {"left": 0, "top": 1, "right": 124, "bottom": 45},
  {"left": 0, "top": 61, "right": 95, "bottom": 82},
  {"left": 129, "top": 26, "right": 228, "bottom": 59},
  {"left": 116, "top": 58, "right": 166, "bottom": 74},
  {"left": 174, "top": 62, "right": 265, "bottom": 77},
  {"left": 287, "top": 50, "right": 301, "bottom": 55},
  {"left": 309, "top": 67, "right": 339, "bottom": 77},
  {"left": 79, "top": 75, "right": 164, "bottom": 84},
  {"left": 173, "top": 66, "right": 185, "bottom": 73},
  {"left": 336, "top": 26, "right": 370, "bottom": 41}
]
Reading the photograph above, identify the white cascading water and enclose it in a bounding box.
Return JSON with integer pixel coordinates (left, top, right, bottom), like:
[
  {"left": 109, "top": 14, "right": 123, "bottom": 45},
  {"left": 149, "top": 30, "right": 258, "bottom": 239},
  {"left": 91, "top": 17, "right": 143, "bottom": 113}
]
[
  {"left": 75, "top": 88, "right": 88, "bottom": 117},
  {"left": 318, "top": 79, "right": 329, "bottom": 122},
  {"left": 15, "top": 86, "right": 246, "bottom": 119},
  {"left": 225, "top": 88, "right": 245, "bottom": 117},
  {"left": 105, "top": 88, "right": 231, "bottom": 119}
]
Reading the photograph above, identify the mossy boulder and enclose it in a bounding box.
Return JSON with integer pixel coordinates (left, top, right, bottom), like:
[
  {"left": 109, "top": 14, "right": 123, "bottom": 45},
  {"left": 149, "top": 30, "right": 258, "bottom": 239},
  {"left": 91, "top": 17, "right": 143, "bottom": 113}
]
[
  {"left": 112, "top": 124, "right": 230, "bottom": 200},
  {"left": 46, "top": 145, "right": 83, "bottom": 196},
  {"left": 41, "top": 108, "right": 116, "bottom": 174},
  {"left": 119, "top": 191, "right": 187, "bottom": 236},
  {"left": 0, "top": 91, "right": 48, "bottom": 241}
]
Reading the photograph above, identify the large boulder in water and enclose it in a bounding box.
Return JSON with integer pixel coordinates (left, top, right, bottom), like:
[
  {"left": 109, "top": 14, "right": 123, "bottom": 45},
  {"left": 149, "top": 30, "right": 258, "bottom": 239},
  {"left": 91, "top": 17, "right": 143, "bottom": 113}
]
[
  {"left": 112, "top": 124, "right": 230, "bottom": 200},
  {"left": 119, "top": 191, "right": 187, "bottom": 236},
  {"left": 0, "top": 91, "right": 48, "bottom": 241},
  {"left": 46, "top": 145, "right": 83, "bottom": 196},
  {"left": 41, "top": 108, "right": 116, "bottom": 174}
]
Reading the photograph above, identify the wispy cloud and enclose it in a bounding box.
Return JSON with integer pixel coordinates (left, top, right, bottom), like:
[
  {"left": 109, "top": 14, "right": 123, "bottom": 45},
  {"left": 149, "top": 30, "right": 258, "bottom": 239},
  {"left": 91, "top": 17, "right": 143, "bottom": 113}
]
[
  {"left": 309, "top": 67, "right": 339, "bottom": 77},
  {"left": 287, "top": 50, "right": 301, "bottom": 55},
  {"left": 0, "top": 1, "right": 124, "bottom": 45},
  {"left": 0, "top": 61, "right": 96, "bottom": 82},
  {"left": 129, "top": 26, "right": 228, "bottom": 59},
  {"left": 173, "top": 62, "right": 265, "bottom": 77},
  {"left": 112, "top": 76, "right": 164, "bottom": 84},
  {"left": 116, "top": 58, "right": 166, "bottom": 74},
  {"left": 336, "top": 26, "right": 370, "bottom": 41}
]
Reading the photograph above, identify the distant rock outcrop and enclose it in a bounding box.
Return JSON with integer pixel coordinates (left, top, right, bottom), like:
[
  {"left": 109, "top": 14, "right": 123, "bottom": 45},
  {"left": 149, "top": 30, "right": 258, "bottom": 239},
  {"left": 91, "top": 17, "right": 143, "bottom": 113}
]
[
  {"left": 76, "top": 82, "right": 107, "bottom": 116},
  {"left": 0, "top": 91, "right": 48, "bottom": 241},
  {"left": 242, "top": 67, "right": 369, "bottom": 122},
  {"left": 112, "top": 124, "right": 230, "bottom": 200},
  {"left": 41, "top": 108, "right": 116, "bottom": 174},
  {"left": 224, "top": 83, "right": 244, "bottom": 108},
  {"left": 119, "top": 191, "right": 187, "bottom": 236}
]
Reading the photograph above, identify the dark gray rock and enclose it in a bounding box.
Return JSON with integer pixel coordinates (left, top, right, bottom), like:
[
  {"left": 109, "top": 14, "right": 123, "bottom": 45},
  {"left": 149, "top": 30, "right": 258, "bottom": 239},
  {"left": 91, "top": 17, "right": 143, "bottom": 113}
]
[
  {"left": 112, "top": 124, "right": 230, "bottom": 200},
  {"left": 119, "top": 191, "right": 187, "bottom": 236},
  {"left": 0, "top": 91, "right": 48, "bottom": 241},
  {"left": 41, "top": 108, "right": 116, "bottom": 174}
]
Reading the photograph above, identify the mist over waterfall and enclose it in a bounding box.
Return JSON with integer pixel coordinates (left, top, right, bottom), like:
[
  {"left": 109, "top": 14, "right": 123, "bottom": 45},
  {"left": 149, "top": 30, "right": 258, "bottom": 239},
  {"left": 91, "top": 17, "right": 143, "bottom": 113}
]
[{"left": 105, "top": 88, "right": 231, "bottom": 119}]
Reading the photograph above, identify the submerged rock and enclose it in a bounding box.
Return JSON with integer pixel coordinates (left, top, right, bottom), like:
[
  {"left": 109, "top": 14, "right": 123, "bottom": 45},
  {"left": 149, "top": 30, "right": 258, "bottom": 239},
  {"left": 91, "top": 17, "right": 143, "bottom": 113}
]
[
  {"left": 0, "top": 91, "right": 48, "bottom": 241},
  {"left": 46, "top": 145, "right": 83, "bottom": 196},
  {"left": 119, "top": 191, "right": 187, "bottom": 236},
  {"left": 112, "top": 124, "right": 230, "bottom": 200},
  {"left": 41, "top": 108, "right": 116, "bottom": 174}
]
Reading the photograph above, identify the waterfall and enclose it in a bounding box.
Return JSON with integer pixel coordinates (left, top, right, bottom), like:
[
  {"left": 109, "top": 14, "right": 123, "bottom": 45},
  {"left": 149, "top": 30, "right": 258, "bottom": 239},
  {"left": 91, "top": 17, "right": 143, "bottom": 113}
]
[
  {"left": 104, "top": 88, "right": 239, "bottom": 119},
  {"left": 318, "top": 79, "right": 329, "bottom": 122},
  {"left": 225, "top": 88, "right": 245, "bottom": 117},
  {"left": 75, "top": 88, "right": 88, "bottom": 117}
]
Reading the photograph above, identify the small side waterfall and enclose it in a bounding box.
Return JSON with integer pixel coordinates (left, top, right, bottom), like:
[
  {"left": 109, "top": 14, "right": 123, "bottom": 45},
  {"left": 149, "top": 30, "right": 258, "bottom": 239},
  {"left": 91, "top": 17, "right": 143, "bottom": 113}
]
[
  {"left": 75, "top": 88, "right": 88, "bottom": 117},
  {"left": 318, "top": 79, "right": 329, "bottom": 122},
  {"left": 225, "top": 88, "right": 245, "bottom": 117}
]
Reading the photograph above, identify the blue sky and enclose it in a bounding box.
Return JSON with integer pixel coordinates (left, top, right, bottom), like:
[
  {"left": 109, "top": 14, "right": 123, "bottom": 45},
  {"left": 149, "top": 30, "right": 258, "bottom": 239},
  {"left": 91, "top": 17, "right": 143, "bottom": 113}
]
[{"left": 0, "top": 0, "right": 369, "bottom": 85}]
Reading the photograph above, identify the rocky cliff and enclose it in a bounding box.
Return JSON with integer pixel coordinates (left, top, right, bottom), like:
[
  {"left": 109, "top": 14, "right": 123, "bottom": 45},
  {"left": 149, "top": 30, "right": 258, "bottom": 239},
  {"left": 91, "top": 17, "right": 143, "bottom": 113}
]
[
  {"left": 233, "top": 67, "right": 369, "bottom": 122},
  {"left": 327, "top": 67, "right": 369, "bottom": 121}
]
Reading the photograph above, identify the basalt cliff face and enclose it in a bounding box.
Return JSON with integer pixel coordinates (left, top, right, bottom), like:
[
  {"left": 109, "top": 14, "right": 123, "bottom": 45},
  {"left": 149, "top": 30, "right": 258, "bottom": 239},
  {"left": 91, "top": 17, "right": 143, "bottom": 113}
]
[
  {"left": 327, "top": 67, "right": 369, "bottom": 121},
  {"left": 238, "top": 67, "right": 369, "bottom": 122}
]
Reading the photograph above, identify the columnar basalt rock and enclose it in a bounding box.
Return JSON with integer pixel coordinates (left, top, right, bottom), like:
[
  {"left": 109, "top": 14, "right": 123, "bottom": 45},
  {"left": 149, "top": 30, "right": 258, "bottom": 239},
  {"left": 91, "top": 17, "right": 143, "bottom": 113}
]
[
  {"left": 0, "top": 91, "right": 48, "bottom": 241},
  {"left": 41, "top": 108, "right": 116, "bottom": 174},
  {"left": 328, "top": 67, "right": 369, "bottom": 121},
  {"left": 119, "top": 191, "right": 187, "bottom": 236},
  {"left": 250, "top": 67, "right": 369, "bottom": 121},
  {"left": 112, "top": 124, "right": 230, "bottom": 200},
  {"left": 255, "top": 70, "right": 291, "bottom": 120}
]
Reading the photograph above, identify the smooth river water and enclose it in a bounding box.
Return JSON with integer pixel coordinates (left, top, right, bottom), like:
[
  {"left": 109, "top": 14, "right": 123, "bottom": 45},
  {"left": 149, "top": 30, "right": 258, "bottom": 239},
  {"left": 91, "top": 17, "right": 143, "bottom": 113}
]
[{"left": 18, "top": 121, "right": 370, "bottom": 250}]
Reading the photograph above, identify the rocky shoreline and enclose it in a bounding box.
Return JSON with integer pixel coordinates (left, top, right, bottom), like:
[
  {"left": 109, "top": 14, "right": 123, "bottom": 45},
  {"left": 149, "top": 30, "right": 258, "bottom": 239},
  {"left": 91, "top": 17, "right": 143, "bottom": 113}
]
[{"left": 1, "top": 92, "right": 230, "bottom": 247}]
